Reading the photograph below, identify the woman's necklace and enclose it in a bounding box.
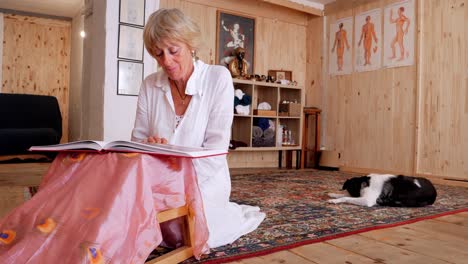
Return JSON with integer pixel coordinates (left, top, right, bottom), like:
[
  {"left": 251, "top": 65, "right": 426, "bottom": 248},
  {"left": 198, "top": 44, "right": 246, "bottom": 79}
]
[{"left": 172, "top": 79, "right": 188, "bottom": 105}]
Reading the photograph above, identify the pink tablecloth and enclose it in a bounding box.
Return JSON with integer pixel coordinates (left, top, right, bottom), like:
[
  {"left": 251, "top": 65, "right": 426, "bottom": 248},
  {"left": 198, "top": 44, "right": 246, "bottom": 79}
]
[{"left": 0, "top": 152, "right": 209, "bottom": 263}]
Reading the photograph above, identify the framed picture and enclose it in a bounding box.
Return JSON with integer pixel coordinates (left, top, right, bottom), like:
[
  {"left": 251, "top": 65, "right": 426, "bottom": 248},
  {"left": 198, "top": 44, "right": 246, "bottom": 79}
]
[
  {"left": 119, "top": 0, "right": 145, "bottom": 26},
  {"left": 268, "top": 70, "right": 292, "bottom": 81},
  {"left": 383, "top": 0, "right": 415, "bottom": 68},
  {"left": 117, "top": 60, "right": 144, "bottom": 96},
  {"left": 329, "top": 17, "right": 353, "bottom": 75},
  {"left": 118, "top": 24, "right": 144, "bottom": 61},
  {"left": 216, "top": 11, "right": 255, "bottom": 75}
]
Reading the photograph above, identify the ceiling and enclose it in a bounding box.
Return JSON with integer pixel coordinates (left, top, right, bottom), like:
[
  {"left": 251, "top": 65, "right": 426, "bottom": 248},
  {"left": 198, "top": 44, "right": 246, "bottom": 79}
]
[
  {"left": 0, "top": 0, "right": 335, "bottom": 18},
  {"left": 0, "top": 0, "right": 83, "bottom": 18}
]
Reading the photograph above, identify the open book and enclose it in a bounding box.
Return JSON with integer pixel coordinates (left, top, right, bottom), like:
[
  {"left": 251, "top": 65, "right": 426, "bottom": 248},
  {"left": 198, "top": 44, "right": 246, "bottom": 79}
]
[{"left": 29, "top": 140, "right": 227, "bottom": 158}]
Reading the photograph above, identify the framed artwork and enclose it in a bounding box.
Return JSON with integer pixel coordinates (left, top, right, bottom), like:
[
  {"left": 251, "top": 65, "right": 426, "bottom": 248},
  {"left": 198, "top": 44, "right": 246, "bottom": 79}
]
[
  {"left": 329, "top": 16, "right": 353, "bottom": 76},
  {"left": 118, "top": 24, "right": 144, "bottom": 61},
  {"left": 383, "top": 0, "right": 415, "bottom": 68},
  {"left": 268, "top": 70, "right": 292, "bottom": 81},
  {"left": 216, "top": 11, "right": 255, "bottom": 75},
  {"left": 117, "top": 60, "right": 144, "bottom": 96},
  {"left": 119, "top": 0, "right": 145, "bottom": 26},
  {"left": 354, "top": 8, "right": 382, "bottom": 72}
]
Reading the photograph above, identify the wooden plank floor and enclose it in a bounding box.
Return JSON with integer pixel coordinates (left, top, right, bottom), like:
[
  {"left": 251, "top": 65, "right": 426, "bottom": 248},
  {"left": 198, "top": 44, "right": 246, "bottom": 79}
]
[
  {"left": 1, "top": 163, "right": 467, "bottom": 263},
  {"left": 229, "top": 212, "right": 468, "bottom": 264}
]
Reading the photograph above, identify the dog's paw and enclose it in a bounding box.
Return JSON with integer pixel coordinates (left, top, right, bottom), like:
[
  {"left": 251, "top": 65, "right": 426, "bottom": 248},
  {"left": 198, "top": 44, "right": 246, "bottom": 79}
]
[
  {"left": 328, "top": 193, "right": 345, "bottom": 198},
  {"left": 328, "top": 198, "right": 342, "bottom": 204}
]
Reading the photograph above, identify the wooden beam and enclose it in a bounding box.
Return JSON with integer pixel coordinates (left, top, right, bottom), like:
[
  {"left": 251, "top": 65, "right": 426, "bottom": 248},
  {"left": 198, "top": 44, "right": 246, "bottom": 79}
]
[
  {"left": 156, "top": 206, "right": 188, "bottom": 223},
  {"left": 324, "top": 0, "right": 378, "bottom": 15},
  {"left": 260, "top": 0, "right": 324, "bottom": 16},
  {"left": 184, "top": 0, "right": 310, "bottom": 26}
]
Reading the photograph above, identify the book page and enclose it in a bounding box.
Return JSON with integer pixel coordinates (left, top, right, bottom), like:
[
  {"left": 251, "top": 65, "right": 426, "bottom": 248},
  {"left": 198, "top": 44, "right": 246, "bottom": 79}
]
[
  {"left": 29, "top": 140, "right": 105, "bottom": 151},
  {"left": 30, "top": 140, "right": 227, "bottom": 158},
  {"left": 104, "top": 141, "right": 226, "bottom": 158}
]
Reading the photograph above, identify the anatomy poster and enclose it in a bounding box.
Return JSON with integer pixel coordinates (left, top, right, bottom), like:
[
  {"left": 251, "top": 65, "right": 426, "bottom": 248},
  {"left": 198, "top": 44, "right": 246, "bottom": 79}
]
[
  {"left": 354, "top": 8, "right": 382, "bottom": 72},
  {"left": 329, "top": 17, "right": 353, "bottom": 76},
  {"left": 383, "top": 0, "right": 415, "bottom": 68}
]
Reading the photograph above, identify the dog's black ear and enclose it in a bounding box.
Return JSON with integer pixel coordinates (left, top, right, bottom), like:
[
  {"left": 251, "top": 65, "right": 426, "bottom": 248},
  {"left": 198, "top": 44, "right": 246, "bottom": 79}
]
[{"left": 342, "top": 179, "right": 351, "bottom": 190}]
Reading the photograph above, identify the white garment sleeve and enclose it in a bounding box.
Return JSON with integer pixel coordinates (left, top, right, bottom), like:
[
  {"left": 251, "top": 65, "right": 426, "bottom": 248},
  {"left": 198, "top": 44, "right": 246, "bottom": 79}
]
[
  {"left": 202, "top": 68, "right": 234, "bottom": 150},
  {"left": 131, "top": 81, "right": 150, "bottom": 142}
]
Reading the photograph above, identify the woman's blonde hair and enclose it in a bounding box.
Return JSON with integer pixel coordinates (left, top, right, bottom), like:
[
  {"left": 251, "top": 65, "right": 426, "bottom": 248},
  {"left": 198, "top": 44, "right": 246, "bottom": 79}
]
[{"left": 144, "top": 8, "right": 201, "bottom": 58}]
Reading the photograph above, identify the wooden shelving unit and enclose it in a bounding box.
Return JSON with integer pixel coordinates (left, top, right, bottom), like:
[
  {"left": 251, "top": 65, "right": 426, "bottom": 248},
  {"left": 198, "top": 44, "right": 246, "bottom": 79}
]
[{"left": 231, "top": 79, "right": 304, "bottom": 151}]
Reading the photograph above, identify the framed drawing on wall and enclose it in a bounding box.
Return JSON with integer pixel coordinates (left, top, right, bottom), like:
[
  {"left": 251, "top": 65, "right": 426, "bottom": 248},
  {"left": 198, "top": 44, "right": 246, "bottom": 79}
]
[
  {"left": 119, "top": 0, "right": 145, "bottom": 26},
  {"left": 216, "top": 11, "right": 255, "bottom": 75},
  {"left": 117, "top": 60, "right": 143, "bottom": 96},
  {"left": 118, "top": 24, "right": 144, "bottom": 61}
]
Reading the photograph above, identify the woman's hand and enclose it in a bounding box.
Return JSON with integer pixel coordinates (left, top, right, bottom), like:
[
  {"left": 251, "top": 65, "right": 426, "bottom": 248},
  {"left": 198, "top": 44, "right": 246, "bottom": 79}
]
[{"left": 145, "top": 136, "right": 168, "bottom": 144}]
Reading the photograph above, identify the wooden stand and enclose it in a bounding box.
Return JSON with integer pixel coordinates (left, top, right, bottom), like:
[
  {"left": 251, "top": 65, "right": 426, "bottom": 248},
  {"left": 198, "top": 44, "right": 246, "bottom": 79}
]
[
  {"left": 300, "top": 107, "right": 321, "bottom": 169},
  {"left": 146, "top": 206, "right": 195, "bottom": 264}
]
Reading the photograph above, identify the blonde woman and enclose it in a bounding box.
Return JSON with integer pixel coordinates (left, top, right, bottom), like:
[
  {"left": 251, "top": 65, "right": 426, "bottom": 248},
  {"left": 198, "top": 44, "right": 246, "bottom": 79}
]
[{"left": 133, "top": 8, "right": 265, "bottom": 248}]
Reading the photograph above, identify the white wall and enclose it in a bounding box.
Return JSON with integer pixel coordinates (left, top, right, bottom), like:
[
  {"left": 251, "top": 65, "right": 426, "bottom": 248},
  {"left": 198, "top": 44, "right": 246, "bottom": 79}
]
[
  {"left": 102, "top": 0, "right": 159, "bottom": 141},
  {"left": 81, "top": 0, "right": 105, "bottom": 140},
  {"left": 79, "top": 0, "right": 159, "bottom": 141},
  {"left": 69, "top": 8, "right": 84, "bottom": 141}
]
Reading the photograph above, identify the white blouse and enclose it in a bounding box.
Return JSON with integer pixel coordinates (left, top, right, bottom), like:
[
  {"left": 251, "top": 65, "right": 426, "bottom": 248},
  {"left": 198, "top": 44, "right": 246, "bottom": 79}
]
[{"left": 132, "top": 60, "right": 265, "bottom": 248}]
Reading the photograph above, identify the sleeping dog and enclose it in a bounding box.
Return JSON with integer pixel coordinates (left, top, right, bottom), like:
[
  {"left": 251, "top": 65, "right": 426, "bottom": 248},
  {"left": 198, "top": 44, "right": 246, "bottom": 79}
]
[{"left": 328, "top": 174, "right": 437, "bottom": 207}]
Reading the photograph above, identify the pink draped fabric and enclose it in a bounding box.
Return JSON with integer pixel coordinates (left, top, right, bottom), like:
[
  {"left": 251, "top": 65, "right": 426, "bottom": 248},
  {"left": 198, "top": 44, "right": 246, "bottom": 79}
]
[{"left": 0, "top": 152, "right": 209, "bottom": 263}]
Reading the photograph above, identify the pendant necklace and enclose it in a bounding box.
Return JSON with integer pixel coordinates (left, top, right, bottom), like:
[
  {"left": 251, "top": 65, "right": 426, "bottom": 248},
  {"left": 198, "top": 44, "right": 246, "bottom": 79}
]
[{"left": 172, "top": 80, "right": 188, "bottom": 105}]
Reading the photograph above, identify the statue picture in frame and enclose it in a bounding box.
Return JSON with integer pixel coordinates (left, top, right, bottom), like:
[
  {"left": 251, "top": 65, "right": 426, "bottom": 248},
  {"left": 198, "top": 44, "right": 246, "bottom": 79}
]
[{"left": 216, "top": 11, "right": 255, "bottom": 75}]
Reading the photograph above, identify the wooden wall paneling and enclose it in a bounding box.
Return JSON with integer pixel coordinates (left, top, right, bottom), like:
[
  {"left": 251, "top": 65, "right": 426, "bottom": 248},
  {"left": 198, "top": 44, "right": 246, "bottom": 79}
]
[
  {"left": 323, "top": 9, "right": 353, "bottom": 165},
  {"left": 185, "top": 0, "right": 310, "bottom": 26},
  {"left": 2, "top": 14, "right": 70, "bottom": 142},
  {"left": 227, "top": 151, "right": 279, "bottom": 168},
  {"left": 417, "top": 0, "right": 467, "bottom": 179},
  {"left": 255, "top": 17, "right": 307, "bottom": 85},
  {"left": 260, "top": 0, "right": 323, "bottom": 16},
  {"left": 305, "top": 16, "right": 324, "bottom": 108},
  {"left": 178, "top": 1, "right": 217, "bottom": 64},
  {"left": 162, "top": 0, "right": 309, "bottom": 84},
  {"left": 158, "top": 0, "right": 313, "bottom": 168},
  {"left": 465, "top": 0, "right": 468, "bottom": 178},
  {"left": 325, "top": 0, "right": 380, "bottom": 15},
  {"left": 324, "top": 0, "right": 417, "bottom": 174}
]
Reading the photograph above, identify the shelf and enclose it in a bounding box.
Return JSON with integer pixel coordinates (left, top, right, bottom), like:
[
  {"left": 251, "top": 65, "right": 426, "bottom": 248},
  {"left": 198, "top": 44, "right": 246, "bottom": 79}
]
[
  {"left": 233, "top": 78, "right": 303, "bottom": 89},
  {"left": 278, "top": 116, "right": 301, "bottom": 119},
  {"left": 231, "top": 78, "right": 304, "bottom": 151},
  {"left": 230, "top": 146, "right": 302, "bottom": 152}
]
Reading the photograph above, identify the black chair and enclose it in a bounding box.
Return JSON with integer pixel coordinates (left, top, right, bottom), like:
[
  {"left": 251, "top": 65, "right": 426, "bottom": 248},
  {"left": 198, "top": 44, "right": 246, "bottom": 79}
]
[{"left": 0, "top": 93, "right": 62, "bottom": 156}]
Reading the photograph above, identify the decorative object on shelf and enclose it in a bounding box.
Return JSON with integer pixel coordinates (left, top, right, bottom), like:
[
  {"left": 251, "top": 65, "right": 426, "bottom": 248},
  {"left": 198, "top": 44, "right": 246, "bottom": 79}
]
[
  {"left": 266, "top": 75, "right": 276, "bottom": 83},
  {"left": 258, "top": 102, "right": 272, "bottom": 110},
  {"left": 117, "top": 60, "right": 143, "bottom": 96},
  {"left": 234, "top": 89, "right": 251, "bottom": 115},
  {"left": 119, "top": 0, "right": 145, "bottom": 27},
  {"left": 255, "top": 102, "right": 275, "bottom": 116},
  {"left": 118, "top": 24, "right": 144, "bottom": 61},
  {"left": 252, "top": 118, "right": 275, "bottom": 147},
  {"left": 228, "top": 47, "right": 249, "bottom": 78},
  {"left": 279, "top": 101, "right": 301, "bottom": 116},
  {"left": 268, "top": 70, "right": 292, "bottom": 81},
  {"left": 229, "top": 139, "right": 248, "bottom": 150},
  {"left": 217, "top": 11, "right": 255, "bottom": 75}
]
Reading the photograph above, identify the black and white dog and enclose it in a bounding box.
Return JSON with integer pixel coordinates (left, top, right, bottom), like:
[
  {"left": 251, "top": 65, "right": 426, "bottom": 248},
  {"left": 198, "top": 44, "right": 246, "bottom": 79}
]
[{"left": 328, "top": 174, "right": 437, "bottom": 207}]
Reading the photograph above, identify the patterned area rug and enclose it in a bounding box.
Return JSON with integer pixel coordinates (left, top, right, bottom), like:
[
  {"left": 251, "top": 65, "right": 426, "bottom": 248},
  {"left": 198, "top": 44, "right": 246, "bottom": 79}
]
[{"left": 179, "top": 170, "right": 468, "bottom": 263}]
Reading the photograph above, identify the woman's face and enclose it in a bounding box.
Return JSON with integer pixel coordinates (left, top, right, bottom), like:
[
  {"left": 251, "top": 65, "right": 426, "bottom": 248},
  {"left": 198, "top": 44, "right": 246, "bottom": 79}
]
[{"left": 153, "top": 40, "right": 194, "bottom": 81}]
